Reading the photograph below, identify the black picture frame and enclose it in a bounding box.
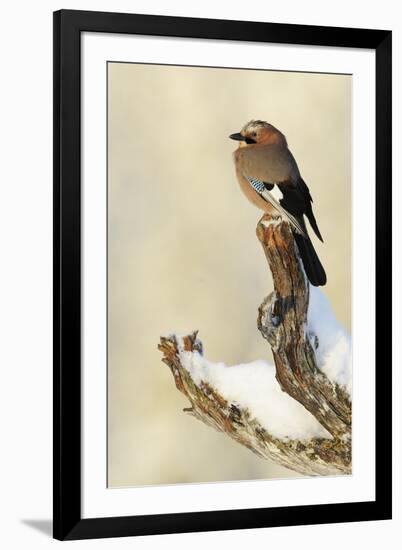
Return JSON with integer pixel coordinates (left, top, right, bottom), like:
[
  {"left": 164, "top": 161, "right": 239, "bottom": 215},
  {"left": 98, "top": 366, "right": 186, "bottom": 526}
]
[{"left": 53, "top": 9, "right": 392, "bottom": 541}]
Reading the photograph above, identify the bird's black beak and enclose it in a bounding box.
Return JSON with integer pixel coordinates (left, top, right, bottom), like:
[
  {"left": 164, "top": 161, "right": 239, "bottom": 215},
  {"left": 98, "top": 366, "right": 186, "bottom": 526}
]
[{"left": 229, "top": 132, "right": 246, "bottom": 141}]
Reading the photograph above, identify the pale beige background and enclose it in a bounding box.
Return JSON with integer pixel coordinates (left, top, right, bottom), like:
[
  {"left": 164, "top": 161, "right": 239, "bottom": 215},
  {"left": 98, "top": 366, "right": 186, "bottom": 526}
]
[{"left": 108, "top": 62, "right": 351, "bottom": 487}]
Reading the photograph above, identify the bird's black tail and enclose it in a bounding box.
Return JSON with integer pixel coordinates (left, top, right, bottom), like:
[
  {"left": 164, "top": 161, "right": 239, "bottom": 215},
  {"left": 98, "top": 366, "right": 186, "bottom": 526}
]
[
  {"left": 277, "top": 179, "right": 326, "bottom": 286},
  {"left": 293, "top": 221, "right": 327, "bottom": 287}
]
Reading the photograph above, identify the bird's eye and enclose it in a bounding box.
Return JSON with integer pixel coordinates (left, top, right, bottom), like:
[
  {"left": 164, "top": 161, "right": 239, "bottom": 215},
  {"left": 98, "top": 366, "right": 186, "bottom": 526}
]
[
  {"left": 252, "top": 132, "right": 257, "bottom": 137},
  {"left": 245, "top": 137, "right": 256, "bottom": 144}
]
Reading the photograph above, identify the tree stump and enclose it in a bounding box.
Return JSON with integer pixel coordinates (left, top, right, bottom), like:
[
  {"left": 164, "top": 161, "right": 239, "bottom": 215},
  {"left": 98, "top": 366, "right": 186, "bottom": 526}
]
[{"left": 158, "top": 214, "right": 351, "bottom": 476}]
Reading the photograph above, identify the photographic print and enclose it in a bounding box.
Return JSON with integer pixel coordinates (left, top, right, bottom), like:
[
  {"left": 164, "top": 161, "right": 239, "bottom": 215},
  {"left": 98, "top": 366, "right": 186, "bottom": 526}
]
[
  {"left": 54, "top": 10, "right": 391, "bottom": 540},
  {"left": 107, "top": 62, "right": 352, "bottom": 487}
]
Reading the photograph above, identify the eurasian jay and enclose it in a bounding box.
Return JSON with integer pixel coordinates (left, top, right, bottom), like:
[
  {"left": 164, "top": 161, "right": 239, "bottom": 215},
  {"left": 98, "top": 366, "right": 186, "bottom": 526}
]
[{"left": 230, "top": 120, "right": 326, "bottom": 286}]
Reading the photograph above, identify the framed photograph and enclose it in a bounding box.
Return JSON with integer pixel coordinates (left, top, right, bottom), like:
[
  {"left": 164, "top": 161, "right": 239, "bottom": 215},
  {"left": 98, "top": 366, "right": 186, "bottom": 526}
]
[{"left": 53, "top": 9, "right": 392, "bottom": 540}]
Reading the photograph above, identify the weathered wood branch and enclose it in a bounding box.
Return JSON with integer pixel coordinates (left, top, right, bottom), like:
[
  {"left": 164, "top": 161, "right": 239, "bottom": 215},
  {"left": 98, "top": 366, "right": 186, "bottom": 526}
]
[
  {"left": 158, "top": 214, "right": 351, "bottom": 476},
  {"left": 256, "top": 218, "right": 351, "bottom": 442}
]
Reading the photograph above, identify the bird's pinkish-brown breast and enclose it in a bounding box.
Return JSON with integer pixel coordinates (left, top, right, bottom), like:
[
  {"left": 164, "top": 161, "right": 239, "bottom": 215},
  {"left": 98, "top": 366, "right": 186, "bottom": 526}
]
[{"left": 233, "top": 149, "right": 276, "bottom": 214}]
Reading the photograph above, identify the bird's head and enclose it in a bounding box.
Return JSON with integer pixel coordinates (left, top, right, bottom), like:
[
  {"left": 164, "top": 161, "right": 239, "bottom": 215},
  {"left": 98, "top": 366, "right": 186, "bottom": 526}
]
[{"left": 229, "top": 120, "right": 287, "bottom": 147}]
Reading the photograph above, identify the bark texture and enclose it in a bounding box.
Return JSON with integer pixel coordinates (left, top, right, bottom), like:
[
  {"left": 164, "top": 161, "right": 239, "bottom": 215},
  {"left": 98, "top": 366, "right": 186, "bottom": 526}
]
[{"left": 158, "top": 214, "right": 351, "bottom": 476}]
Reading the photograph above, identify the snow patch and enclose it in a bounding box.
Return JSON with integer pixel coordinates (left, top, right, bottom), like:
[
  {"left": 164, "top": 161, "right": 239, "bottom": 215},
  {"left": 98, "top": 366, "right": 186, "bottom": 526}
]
[
  {"left": 307, "top": 286, "right": 352, "bottom": 394},
  {"left": 178, "top": 349, "right": 331, "bottom": 441},
  {"left": 260, "top": 217, "right": 281, "bottom": 228},
  {"left": 169, "top": 286, "right": 351, "bottom": 442}
]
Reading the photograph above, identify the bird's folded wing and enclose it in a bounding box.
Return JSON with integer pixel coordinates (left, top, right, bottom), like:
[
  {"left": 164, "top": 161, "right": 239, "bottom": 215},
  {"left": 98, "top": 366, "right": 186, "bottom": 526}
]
[
  {"left": 245, "top": 176, "right": 306, "bottom": 237},
  {"left": 239, "top": 145, "right": 294, "bottom": 182}
]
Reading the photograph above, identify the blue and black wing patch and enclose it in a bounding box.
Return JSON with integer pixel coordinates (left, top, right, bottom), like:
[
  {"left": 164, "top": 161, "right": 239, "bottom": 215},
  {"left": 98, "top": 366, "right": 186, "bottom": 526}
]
[{"left": 245, "top": 176, "right": 306, "bottom": 237}]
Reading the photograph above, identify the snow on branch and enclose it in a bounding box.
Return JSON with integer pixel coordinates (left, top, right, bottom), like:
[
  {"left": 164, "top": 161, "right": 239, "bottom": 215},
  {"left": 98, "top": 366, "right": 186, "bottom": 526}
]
[{"left": 158, "top": 214, "right": 352, "bottom": 476}]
